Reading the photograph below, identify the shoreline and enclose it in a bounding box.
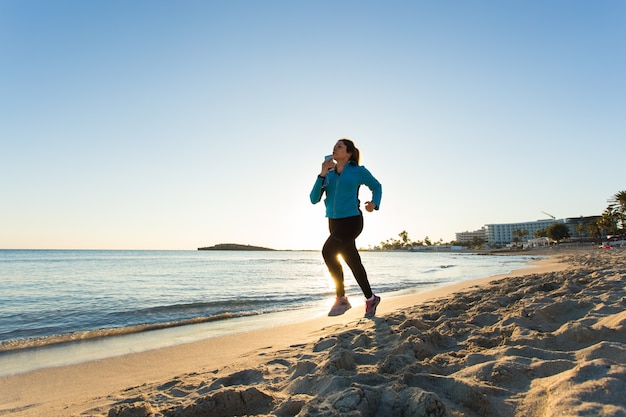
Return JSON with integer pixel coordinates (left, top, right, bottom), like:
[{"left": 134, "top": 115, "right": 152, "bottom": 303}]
[
  {"left": 0, "top": 252, "right": 556, "bottom": 376},
  {"left": 0, "top": 249, "right": 536, "bottom": 356},
  {"left": 0, "top": 253, "right": 573, "bottom": 417},
  {"left": 0, "top": 251, "right": 548, "bottom": 373}
]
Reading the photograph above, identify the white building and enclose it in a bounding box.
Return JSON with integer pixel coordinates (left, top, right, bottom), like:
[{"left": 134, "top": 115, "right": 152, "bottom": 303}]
[
  {"left": 486, "top": 219, "right": 564, "bottom": 246},
  {"left": 455, "top": 227, "right": 488, "bottom": 244}
]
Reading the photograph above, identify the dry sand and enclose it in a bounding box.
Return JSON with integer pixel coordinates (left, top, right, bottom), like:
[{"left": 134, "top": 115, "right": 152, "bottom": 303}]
[{"left": 1, "top": 248, "right": 625, "bottom": 416}]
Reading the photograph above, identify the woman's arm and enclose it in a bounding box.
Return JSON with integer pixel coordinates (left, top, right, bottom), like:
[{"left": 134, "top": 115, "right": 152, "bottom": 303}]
[
  {"left": 360, "top": 166, "right": 382, "bottom": 210},
  {"left": 310, "top": 158, "right": 335, "bottom": 204},
  {"left": 310, "top": 175, "right": 326, "bottom": 204}
]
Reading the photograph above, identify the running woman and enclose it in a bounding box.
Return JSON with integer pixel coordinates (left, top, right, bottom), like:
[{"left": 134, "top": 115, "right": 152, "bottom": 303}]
[{"left": 310, "top": 138, "right": 382, "bottom": 317}]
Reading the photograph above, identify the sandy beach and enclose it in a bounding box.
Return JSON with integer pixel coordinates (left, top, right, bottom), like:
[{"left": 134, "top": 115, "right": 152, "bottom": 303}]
[{"left": 1, "top": 248, "right": 625, "bottom": 416}]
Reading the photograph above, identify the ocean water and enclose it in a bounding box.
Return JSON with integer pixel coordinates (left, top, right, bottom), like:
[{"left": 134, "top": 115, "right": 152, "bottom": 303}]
[{"left": 0, "top": 250, "right": 536, "bottom": 375}]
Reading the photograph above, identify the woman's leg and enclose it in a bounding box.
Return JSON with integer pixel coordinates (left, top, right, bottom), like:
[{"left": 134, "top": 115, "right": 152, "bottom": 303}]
[
  {"left": 322, "top": 230, "right": 346, "bottom": 297},
  {"left": 322, "top": 215, "right": 373, "bottom": 299},
  {"left": 342, "top": 239, "right": 373, "bottom": 299}
]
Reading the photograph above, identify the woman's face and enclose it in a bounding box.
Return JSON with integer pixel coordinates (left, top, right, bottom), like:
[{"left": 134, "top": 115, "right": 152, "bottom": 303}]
[{"left": 332, "top": 141, "right": 351, "bottom": 161}]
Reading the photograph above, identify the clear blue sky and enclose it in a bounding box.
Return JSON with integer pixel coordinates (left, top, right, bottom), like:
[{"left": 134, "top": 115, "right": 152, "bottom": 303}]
[{"left": 1, "top": 1, "right": 624, "bottom": 250}]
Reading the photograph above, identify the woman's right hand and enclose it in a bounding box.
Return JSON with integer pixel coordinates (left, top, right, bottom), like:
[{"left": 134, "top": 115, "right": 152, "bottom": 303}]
[{"left": 320, "top": 159, "right": 336, "bottom": 176}]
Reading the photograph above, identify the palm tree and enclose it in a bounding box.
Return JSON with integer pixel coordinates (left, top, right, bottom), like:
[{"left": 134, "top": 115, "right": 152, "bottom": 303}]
[
  {"left": 598, "top": 207, "right": 619, "bottom": 235},
  {"left": 399, "top": 230, "right": 410, "bottom": 246},
  {"left": 608, "top": 190, "right": 626, "bottom": 232},
  {"left": 610, "top": 190, "right": 626, "bottom": 210}
]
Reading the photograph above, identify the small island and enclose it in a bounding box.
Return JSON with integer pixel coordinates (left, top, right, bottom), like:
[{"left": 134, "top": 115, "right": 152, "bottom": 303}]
[{"left": 198, "top": 243, "right": 275, "bottom": 251}]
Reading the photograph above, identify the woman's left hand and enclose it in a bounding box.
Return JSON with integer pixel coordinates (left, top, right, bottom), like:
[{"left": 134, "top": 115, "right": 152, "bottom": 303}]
[{"left": 364, "top": 201, "right": 376, "bottom": 212}]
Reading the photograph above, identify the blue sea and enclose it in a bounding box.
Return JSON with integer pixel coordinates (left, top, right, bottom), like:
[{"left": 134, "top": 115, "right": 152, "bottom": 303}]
[{"left": 0, "top": 250, "right": 536, "bottom": 375}]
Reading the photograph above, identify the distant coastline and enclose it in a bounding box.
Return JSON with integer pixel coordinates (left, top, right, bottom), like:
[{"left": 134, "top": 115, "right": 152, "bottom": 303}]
[{"left": 197, "top": 243, "right": 275, "bottom": 251}]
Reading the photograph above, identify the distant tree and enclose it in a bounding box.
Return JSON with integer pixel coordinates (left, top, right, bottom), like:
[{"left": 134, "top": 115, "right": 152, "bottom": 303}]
[
  {"left": 586, "top": 221, "right": 601, "bottom": 240},
  {"left": 598, "top": 207, "right": 619, "bottom": 235},
  {"left": 399, "top": 230, "right": 410, "bottom": 246},
  {"left": 534, "top": 229, "right": 547, "bottom": 238},
  {"left": 511, "top": 228, "right": 529, "bottom": 245},
  {"left": 449, "top": 240, "right": 464, "bottom": 247},
  {"left": 546, "top": 222, "right": 570, "bottom": 244},
  {"left": 470, "top": 236, "right": 486, "bottom": 249},
  {"left": 424, "top": 236, "right": 432, "bottom": 246},
  {"left": 379, "top": 230, "right": 419, "bottom": 250},
  {"left": 608, "top": 190, "right": 626, "bottom": 231}
]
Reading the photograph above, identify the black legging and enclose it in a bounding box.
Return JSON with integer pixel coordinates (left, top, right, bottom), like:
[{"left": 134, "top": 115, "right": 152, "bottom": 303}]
[{"left": 322, "top": 214, "right": 373, "bottom": 299}]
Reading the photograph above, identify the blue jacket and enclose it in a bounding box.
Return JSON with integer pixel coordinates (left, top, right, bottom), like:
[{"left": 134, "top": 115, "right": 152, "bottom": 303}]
[{"left": 310, "top": 161, "right": 382, "bottom": 219}]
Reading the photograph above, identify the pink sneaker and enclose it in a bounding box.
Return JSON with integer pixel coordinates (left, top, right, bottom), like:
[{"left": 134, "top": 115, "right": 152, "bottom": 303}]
[
  {"left": 328, "top": 296, "right": 352, "bottom": 316},
  {"left": 364, "top": 295, "right": 381, "bottom": 318}
]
